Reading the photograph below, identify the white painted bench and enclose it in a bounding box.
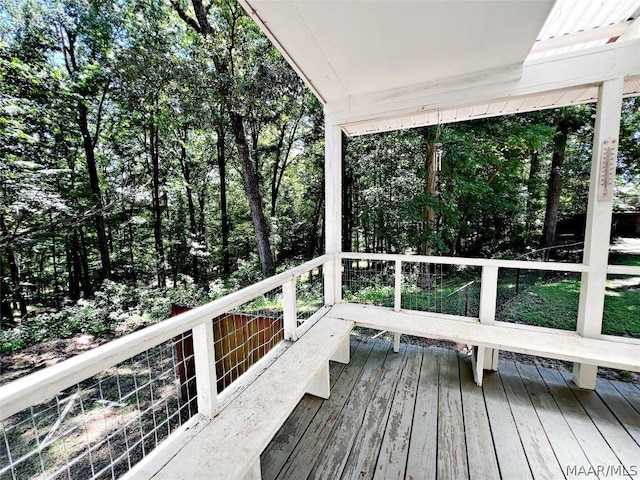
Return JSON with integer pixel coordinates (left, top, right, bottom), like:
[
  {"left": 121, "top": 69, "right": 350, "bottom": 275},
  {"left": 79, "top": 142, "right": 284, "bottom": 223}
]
[
  {"left": 328, "top": 303, "right": 640, "bottom": 386},
  {"left": 143, "top": 316, "right": 353, "bottom": 480}
]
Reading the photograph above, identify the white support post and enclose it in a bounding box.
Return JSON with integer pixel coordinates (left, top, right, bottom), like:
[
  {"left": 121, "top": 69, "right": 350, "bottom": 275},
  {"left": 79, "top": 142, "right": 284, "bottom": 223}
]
[
  {"left": 478, "top": 265, "right": 499, "bottom": 373},
  {"left": 331, "top": 334, "right": 351, "bottom": 364},
  {"left": 323, "top": 258, "right": 336, "bottom": 305},
  {"left": 307, "top": 363, "right": 331, "bottom": 399},
  {"left": 392, "top": 259, "right": 402, "bottom": 352},
  {"left": 472, "top": 346, "right": 485, "bottom": 387},
  {"left": 393, "top": 333, "right": 401, "bottom": 353},
  {"left": 573, "top": 77, "right": 624, "bottom": 390},
  {"left": 394, "top": 259, "right": 402, "bottom": 312},
  {"left": 283, "top": 279, "right": 298, "bottom": 341},
  {"left": 192, "top": 319, "right": 219, "bottom": 418},
  {"left": 324, "top": 120, "right": 343, "bottom": 306}
]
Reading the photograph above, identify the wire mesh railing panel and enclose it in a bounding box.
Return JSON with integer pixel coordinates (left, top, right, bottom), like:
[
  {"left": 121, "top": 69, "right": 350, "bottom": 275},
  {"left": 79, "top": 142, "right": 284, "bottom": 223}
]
[
  {"left": 400, "top": 262, "right": 481, "bottom": 317},
  {"left": 296, "top": 265, "right": 324, "bottom": 325},
  {"left": 0, "top": 337, "right": 197, "bottom": 480},
  {"left": 342, "top": 259, "right": 395, "bottom": 307},
  {"left": 213, "top": 286, "right": 284, "bottom": 392},
  {"left": 497, "top": 269, "right": 580, "bottom": 331},
  {"left": 603, "top": 273, "right": 640, "bottom": 338}
]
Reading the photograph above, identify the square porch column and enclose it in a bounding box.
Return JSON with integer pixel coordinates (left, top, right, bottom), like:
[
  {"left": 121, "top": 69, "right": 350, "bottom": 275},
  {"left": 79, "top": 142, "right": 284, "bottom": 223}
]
[
  {"left": 324, "top": 120, "right": 343, "bottom": 305},
  {"left": 573, "top": 77, "right": 624, "bottom": 389}
]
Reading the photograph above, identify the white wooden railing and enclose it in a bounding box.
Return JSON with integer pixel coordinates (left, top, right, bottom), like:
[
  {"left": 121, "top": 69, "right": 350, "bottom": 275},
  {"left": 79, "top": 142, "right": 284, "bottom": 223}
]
[
  {"left": 0, "top": 255, "right": 331, "bottom": 480},
  {"left": 338, "top": 252, "right": 640, "bottom": 365},
  {"left": 1, "top": 251, "right": 638, "bottom": 480}
]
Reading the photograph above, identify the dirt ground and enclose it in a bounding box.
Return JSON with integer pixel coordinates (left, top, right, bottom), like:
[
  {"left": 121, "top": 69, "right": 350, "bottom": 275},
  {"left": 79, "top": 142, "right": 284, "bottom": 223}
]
[{"left": 0, "top": 334, "right": 103, "bottom": 386}]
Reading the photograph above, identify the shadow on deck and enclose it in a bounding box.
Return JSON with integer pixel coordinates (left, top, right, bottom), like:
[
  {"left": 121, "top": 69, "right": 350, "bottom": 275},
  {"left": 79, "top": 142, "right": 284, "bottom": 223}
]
[{"left": 262, "top": 335, "right": 640, "bottom": 480}]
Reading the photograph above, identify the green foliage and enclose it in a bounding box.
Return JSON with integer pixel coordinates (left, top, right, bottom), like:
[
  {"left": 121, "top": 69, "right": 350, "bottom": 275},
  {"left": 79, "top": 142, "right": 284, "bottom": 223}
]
[
  {"left": 1, "top": 0, "right": 639, "bottom": 357},
  {"left": 0, "top": 279, "right": 231, "bottom": 353}
]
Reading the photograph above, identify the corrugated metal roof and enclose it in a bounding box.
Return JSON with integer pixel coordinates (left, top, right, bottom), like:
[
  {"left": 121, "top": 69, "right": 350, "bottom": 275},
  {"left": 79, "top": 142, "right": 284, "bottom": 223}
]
[{"left": 531, "top": 0, "right": 640, "bottom": 57}]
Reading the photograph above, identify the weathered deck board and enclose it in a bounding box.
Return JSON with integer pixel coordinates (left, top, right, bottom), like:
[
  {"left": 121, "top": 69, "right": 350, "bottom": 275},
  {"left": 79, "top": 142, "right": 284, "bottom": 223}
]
[
  {"left": 260, "top": 337, "right": 358, "bottom": 480},
  {"left": 263, "top": 337, "right": 640, "bottom": 480},
  {"left": 609, "top": 379, "right": 640, "bottom": 414},
  {"left": 405, "top": 345, "right": 439, "bottom": 480},
  {"left": 479, "top": 365, "right": 533, "bottom": 480},
  {"left": 561, "top": 372, "right": 640, "bottom": 478},
  {"left": 459, "top": 356, "right": 500, "bottom": 480},
  {"left": 498, "top": 362, "right": 564, "bottom": 480},
  {"left": 596, "top": 379, "right": 640, "bottom": 446},
  {"left": 436, "top": 348, "right": 469, "bottom": 480},
  {"left": 372, "top": 345, "right": 422, "bottom": 480},
  {"left": 306, "top": 338, "right": 388, "bottom": 479},
  {"left": 538, "top": 367, "right": 623, "bottom": 473},
  {"left": 273, "top": 337, "right": 376, "bottom": 480},
  {"left": 515, "top": 362, "right": 592, "bottom": 479},
  {"left": 340, "top": 344, "right": 407, "bottom": 479}
]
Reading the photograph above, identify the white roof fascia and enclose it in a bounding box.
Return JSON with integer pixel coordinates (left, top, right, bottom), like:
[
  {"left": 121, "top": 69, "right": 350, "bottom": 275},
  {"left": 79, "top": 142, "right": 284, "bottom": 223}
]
[
  {"left": 237, "top": 0, "right": 329, "bottom": 104},
  {"left": 326, "top": 39, "right": 640, "bottom": 129}
]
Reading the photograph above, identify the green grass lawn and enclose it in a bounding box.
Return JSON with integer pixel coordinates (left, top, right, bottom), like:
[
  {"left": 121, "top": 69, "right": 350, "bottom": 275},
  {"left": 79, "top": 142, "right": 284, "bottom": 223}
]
[
  {"left": 609, "top": 252, "right": 640, "bottom": 267},
  {"left": 500, "top": 278, "right": 580, "bottom": 331},
  {"left": 500, "top": 275, "right": 640, "bottom": 337}
]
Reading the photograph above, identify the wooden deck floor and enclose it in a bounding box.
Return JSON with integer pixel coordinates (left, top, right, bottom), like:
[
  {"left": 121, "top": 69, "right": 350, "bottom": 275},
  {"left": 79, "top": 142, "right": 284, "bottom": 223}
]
[{"left": 261, "top": 335, "right": 640, "bottom": 480}]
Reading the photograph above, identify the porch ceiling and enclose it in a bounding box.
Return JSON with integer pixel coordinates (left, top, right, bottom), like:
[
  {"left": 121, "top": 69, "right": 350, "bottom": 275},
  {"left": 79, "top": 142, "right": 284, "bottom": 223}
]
[{"left": 240, "top": 0, "right": 640, "bottom": 136}]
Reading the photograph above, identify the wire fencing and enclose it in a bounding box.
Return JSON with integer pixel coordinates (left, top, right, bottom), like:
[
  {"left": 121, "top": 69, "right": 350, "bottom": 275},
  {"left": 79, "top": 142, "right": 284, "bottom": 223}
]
[
  {"left": 295, "top": 265, "right": 325, "bottom": 325},
  {"left": 1, "top": 337, "right": 197, "bottom": 480},
  {"left": 341, "top": 258, "right": 481, "bottom": 317}
]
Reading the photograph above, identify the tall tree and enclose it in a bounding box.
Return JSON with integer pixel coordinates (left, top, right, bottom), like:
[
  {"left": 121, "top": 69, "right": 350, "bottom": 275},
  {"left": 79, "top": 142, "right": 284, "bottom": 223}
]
[
  {"left": 170, "top": 0, "right": 276, "bottom": 277},
  {"left": 541, "top": 108, "right": 589, "bottom": 250},
  {"left": 54, "top": 0, "right": 117, "bottom": 282}
]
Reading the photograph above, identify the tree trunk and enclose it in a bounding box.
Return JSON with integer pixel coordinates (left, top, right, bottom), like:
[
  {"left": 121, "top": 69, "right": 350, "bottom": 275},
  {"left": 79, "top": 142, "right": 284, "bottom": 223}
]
[
  {"left": 78, "top": 227, "right": 92, "bottom": 297},
  {"left": 0, "top": 215, "right": 27, "bottom": 317},
  {"left": 0, "top": 255, "right": 14, "bottom": 326},
  {"left": 420, "top": 128, "right": 438, "bottom": 289},
  {"left": 178, "top": 132, "right": 200, "bottom": 284},
  {"left": 217, "top": 122, "right": 231, "bottom": 277},
  {"left": 126, "top": 209, "right": 137, "bottom": 284},
  {"left": 50, "top": 213, "right": 60, "bottom": 308},
  {"left": 342, "top": 137, "right": 352, "bottom": 252},
  {"left": 525, "top": 149, "right": 542, "bottom": 239},
  {"left": 170, "top": 1, "right": 274, "bottom": 276},
  {"left": 309, "top": 187, "right": 324, "bottom": 257},
  {"left": 66, "top": 234, "right": 78, "bottom": 300},
  {"left": 228, "top": 111, "right": 276, "bottom": 277},
  {"left": 541, "top": 123, "right": 570, "bottom": 251},
  {"left": 150, "top": 119, "right": 166, "bottom": 287},
  {"left": 77, "top": 101, "right": 111, "bottom": 282},
  {"left": 421, "top": 128, "right": 438, "bottom": 256}
]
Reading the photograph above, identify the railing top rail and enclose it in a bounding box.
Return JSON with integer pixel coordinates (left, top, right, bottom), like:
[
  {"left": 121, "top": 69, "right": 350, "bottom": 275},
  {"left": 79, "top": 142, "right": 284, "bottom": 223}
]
[
  {"left": 339, "top": 252, "right": 588, "bottom": 273},
  {"left": 607, "top": 264, "right": 640, "bottom": 275},
  {"left": 0, "top": 254, "right": 332, "bottom": 421}
]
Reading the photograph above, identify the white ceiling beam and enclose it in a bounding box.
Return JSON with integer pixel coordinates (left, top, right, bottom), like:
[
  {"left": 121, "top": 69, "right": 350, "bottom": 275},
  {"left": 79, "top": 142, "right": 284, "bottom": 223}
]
[
  {"left": 325, "top": 40, "right": 640, "bottom": 128},
  {"left": 618, "top": 9, "right": 640, "bottom": 41},
  {"left": 531, "top": 23, "right": 629, "bottom": 54}
]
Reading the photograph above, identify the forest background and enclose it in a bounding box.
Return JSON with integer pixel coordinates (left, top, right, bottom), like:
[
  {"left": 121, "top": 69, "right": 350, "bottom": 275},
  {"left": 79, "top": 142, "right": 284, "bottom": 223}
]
[{"left": 1, "top": 0, "right": 639, "bottom": 356}]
